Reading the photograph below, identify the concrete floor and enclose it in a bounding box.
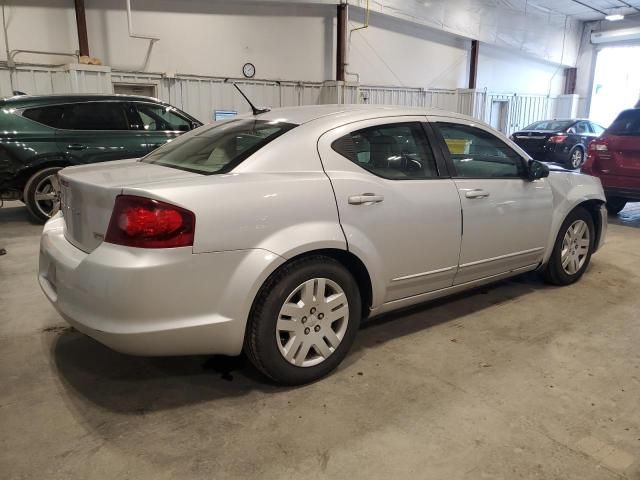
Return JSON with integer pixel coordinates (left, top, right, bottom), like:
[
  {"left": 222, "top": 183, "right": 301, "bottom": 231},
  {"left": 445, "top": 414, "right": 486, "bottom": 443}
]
[{"left": 1, "top": 201, "right": 640, "bottom": 480}]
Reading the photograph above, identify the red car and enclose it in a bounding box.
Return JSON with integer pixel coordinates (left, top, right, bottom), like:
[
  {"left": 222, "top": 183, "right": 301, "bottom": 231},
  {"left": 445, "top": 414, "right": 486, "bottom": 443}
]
[{"left": 582, "top": 108, "right": 640, "bottom": 214}]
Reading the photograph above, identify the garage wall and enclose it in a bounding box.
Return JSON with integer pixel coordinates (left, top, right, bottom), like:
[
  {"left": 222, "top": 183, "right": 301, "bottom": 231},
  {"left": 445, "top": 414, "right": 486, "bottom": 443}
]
[
  {"left": 2, "top": 0, "right": 570, "bottom": 95},
  {"left": 477, "top": 44, "right": 565, "bottom": 95},
  {"left": 346, "top": 9, "right": 468, "bottom": 89},
  {"left": 1, "top": 0, "right": 335, "bottom": 81}
]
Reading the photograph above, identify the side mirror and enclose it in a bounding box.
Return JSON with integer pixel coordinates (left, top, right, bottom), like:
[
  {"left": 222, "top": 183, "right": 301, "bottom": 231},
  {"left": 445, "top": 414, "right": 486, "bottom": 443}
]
[{"left": 527, "top": 159, "right": 549, "bottom": 181}]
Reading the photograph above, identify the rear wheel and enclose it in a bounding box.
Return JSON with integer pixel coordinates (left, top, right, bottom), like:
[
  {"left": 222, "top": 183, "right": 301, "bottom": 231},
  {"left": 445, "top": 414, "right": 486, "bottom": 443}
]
[
  {"left": 605, "top": 197, "right": 627, "bottom": 215},
  {"left": 566, "top": 147, "right": 584, "bottom": 170},
  {"left": 23, "top": 167, "right": 62, "bottom": 223},
  {"left": 543, "top": 206, "right": 594, "bottom": 285},
  {"left": 245, "top": 256, "right": 361, "bottom": 385}
]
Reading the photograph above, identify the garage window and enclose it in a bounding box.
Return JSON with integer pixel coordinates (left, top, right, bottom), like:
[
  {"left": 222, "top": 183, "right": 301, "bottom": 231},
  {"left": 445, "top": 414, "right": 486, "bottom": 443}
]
[{"left": 331, "top": 122, "right": 438, "bottom": 179}]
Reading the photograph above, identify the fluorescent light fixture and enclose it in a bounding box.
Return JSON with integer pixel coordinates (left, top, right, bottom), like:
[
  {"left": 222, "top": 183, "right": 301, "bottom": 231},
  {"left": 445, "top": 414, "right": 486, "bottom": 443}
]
[{"left": 605, "top": 14, "right": 625, "bottom": 21}]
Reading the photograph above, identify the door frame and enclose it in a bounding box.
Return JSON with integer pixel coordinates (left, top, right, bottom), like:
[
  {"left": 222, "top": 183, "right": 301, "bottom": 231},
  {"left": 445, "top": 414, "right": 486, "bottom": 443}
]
[
  {"left": 317, "top": 114, "right": 464, "bottom": 306},
  {"left": 426, "top": 114, "right": 552, "bottom": 283}
]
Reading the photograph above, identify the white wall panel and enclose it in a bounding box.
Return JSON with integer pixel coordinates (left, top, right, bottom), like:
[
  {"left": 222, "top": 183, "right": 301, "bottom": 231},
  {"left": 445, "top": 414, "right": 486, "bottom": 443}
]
[
  {"left": 477, "top": 44, "right": 565, "bottom": 96},
  {"left": 0, "top": 64, "right": 564, "bottom": 135},
  {"left": 0, "top": 0, "right": 580, "bottom": 97}
]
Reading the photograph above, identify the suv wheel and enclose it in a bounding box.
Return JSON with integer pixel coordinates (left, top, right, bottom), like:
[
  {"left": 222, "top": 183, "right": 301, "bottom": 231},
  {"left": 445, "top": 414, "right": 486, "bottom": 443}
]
[
  {"left": 245, "top": 255, "right": 361, "bottom": 385},
  {"left": 605, "top": 197, "right": 627, "bottom": 215},
  {"left": 24, "top": 167, "right": 62, "bottom": 223}
]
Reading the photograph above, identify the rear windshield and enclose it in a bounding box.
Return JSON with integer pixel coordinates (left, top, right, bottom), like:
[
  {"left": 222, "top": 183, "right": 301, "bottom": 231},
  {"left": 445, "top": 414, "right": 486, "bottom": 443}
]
[
  {"left": 141, "top": 119, "right": 296, "bottom": 174},
  {"left": 524, "top": 120, "right": 573, "bottom": 131},
  {"left": 606, "top": 109, "right": 640, "bottom": 136}
]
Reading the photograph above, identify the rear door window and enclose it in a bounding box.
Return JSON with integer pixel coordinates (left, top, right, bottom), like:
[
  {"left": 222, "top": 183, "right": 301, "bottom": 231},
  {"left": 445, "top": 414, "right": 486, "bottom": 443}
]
[
  {"left": 607, "top": 110, "right": 640, "bottom": 136},
  {"left": 141, "top": 119, "right": 296, "bottom": 174},
  {"left": 331, "top": 122, "right": 438, "bottom": 179},
  {"left": 58, "top": 102, "right": 129, "bottom": 130},
  {"left": 23, "top": 106, "right": 65, "bottom": 128},
  {"left": 575, "top": 121, "right": 591, "bottom": 134}
]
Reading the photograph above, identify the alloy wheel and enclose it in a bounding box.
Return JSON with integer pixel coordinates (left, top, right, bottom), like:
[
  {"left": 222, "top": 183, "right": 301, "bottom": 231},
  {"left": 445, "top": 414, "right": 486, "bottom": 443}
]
[
  {"left": 570, "top": 149, "right": 583, "bottom": 169},
  {"left": 561, "top": 219, "right": 590, "bottom": 275},
  {"left": 276, "top": 278, "right": 349, "bottom": 367},
  {"left": 33, "top": 173, "right": 61, "bottom": 219}
]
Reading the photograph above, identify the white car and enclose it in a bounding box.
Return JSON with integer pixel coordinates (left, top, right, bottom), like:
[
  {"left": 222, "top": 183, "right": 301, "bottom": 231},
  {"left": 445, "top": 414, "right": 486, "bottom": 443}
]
[{"left": 39, "top": 105, "right": 607, "bottom": 385}]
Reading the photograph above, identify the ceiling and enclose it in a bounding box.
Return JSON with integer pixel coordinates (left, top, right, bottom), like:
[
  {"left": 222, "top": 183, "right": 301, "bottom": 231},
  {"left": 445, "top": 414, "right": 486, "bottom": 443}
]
[{"left": 524, "top": 0, "right": 640, "bottom": 21}]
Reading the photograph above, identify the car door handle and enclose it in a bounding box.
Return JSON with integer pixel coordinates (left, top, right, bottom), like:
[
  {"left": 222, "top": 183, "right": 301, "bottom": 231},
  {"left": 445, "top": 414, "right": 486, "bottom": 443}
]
[
  {"left": 67, "top": 143, "right": 87, "bottom": 150},
  {"left": 348, "top": 193, "right": 385, "bottom": 205},
  {"left": 465, "top": 189, "right": 490, "bottom": 199}
]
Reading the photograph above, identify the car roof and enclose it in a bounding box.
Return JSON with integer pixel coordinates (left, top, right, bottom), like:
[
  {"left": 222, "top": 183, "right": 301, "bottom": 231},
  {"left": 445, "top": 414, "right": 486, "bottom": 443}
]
[
  {"left": 244, "top": 104, "right": 481, "bottom": 126},
  {"left": 527, "top": 119, "right": 588, "bottom": 123},
  {"left": 0, "top": 93, "right": 167, "bottom": 109}
]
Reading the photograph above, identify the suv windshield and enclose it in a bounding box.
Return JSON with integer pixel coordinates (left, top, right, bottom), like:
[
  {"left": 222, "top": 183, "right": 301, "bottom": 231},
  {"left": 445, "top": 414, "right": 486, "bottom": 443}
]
[
  {"left": 141, "top": 119, "right": 296, "bottom": 174},
  {"left": 607, "top": 109, "right": 640, "bottom": 136},
  {"left": 524, "top": 120, "right": 573, "bottom": 131}
]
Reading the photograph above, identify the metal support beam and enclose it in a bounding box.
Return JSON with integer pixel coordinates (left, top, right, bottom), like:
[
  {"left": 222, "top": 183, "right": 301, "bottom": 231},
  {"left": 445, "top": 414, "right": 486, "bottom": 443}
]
[
  {"left": 468, "top": 40, "right": 479, "bottom": 89},
  {"left": 74, "top": 0, "right": 89, "bottom": 57},
  {"left": 564, "top": 67, "right": 577, "bottom": 95},
  {"left": 336, "top": 3, "right": 346, "bottom": 81}
]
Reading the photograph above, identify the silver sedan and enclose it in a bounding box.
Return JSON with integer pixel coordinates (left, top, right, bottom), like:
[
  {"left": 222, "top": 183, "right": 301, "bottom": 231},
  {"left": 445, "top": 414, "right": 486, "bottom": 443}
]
[{"left": 39, "top": 105, "right": 607, "bottom": 385}]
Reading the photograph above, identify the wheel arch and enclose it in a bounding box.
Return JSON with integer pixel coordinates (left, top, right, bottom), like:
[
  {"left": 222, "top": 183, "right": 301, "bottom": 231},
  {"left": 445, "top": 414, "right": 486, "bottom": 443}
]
[
  {"left": 17, "top": 156, "right": 72, "bottom": 193},
  {"left": 542, "top": 198, "right": 605, "bottom": 266},
  {"left": 576, "top": 199, "right": 606, "bottom": 252},
  {"left": 251, "top": 248, "right": 374, "bottom": 321}
]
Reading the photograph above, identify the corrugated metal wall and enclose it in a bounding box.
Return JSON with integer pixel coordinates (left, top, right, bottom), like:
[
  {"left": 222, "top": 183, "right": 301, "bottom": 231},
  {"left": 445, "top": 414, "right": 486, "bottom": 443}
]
[{"left": 0, "top": 64, "right": 567, "bottom": 134}]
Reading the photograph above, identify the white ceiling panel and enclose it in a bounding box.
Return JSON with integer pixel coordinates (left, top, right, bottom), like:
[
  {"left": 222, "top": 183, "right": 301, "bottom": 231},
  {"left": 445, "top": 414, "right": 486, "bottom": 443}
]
[{"left": 524, "top": 0, "right": 640, "bottom": 21}]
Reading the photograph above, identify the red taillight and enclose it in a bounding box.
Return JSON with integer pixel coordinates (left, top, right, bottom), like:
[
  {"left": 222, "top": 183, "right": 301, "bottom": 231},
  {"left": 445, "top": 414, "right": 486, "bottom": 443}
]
[
  {"left": 583, "top": 139, "right": 610, "bottom": 174},
  {"left": 589, "top": 139, "right": 608, "bottom": 152},
  {"left": 548, "top": 134, "right": 568, "bottom": 144},
  {"left": 105, "top": 195, "right": 195, "bottom": 248}
]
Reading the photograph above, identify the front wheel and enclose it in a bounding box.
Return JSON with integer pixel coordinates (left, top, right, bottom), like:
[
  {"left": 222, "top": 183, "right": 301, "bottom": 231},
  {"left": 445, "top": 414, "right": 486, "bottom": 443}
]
[
  {"left": 543, "top": 206, "right": 594, "bottom": 285},
  {"left": 245, "top": 256, "right": 361, "bottom": 385},
  {"left": 23, "top": 167, "right": 62, "bottom": 223}
]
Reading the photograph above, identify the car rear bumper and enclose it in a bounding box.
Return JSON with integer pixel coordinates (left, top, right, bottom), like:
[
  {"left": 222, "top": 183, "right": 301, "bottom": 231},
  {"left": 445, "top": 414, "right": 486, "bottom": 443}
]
[
  {"left": 39, "top": 214, "right": 284, "bottom": 356},
  {"left": 603, "top": 186, "right": 640, "bottom": 202}
]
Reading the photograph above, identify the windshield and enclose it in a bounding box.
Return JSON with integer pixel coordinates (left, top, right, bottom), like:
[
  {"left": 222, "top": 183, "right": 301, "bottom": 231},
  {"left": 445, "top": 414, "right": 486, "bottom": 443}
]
[
  {"left": 523, "top": 120, "right": 573, "bottom": 131},
  {"left": 141, "top": 119, "right": 296, "bottom": 174},
  {"left": 606, "top": 110, "right": 640, "bottom": 136}
]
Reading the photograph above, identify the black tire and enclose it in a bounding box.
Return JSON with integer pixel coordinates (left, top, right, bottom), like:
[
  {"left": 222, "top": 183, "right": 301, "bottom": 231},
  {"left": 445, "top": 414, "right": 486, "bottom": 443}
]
[
  {"left": 23, "top": 166, "right": 62, "bottom": 223},
  {"left": 245, "top": 255, "right": 361, "bottom": 385},
  {"left": 543, "top": 206, "right": 595, "bottom": 286},
  {"left": 565, "top": 146, "right": 584, "bottom": 170},
  {"left": 605, "top": 197, "right": 627, "bottom": 215}
]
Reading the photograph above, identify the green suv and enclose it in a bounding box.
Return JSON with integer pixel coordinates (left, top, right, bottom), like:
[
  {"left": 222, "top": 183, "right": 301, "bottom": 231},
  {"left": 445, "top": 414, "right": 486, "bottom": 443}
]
[{"left": 0, "top": 94, "right": 202, "bottom": 222}]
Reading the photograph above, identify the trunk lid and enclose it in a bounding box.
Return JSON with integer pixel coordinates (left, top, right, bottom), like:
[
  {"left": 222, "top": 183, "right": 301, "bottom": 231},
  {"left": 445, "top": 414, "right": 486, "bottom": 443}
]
[
  {"left": 511, "top": 130, "right": 554, "bottom": 158},
  {"left": 59, "top": 159, "right": 200, "bottom": 252}
]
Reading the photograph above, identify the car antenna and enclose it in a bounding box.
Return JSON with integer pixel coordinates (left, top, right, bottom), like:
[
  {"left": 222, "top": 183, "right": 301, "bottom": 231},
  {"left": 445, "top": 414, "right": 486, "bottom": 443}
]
[{"left": 228, "top": 81, "right": 270, "bottom": 116}]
